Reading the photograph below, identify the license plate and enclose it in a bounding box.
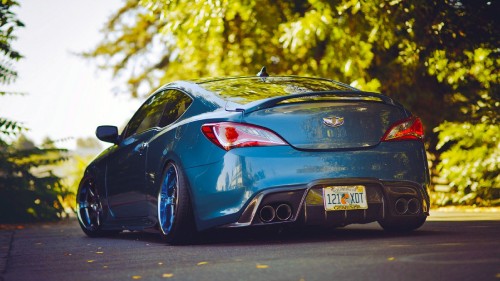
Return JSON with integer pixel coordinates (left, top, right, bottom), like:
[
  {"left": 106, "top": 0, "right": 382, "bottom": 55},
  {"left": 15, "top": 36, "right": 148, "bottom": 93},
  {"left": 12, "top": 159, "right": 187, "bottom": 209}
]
[{"left": 323, "top": 185, "right": 368, "bottom": 211}]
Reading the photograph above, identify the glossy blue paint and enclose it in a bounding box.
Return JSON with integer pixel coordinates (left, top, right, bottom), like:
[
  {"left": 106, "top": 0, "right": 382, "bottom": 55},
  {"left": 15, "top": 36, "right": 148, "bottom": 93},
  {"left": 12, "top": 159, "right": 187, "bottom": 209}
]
[{"left": 78, "top": 76, "right": 431, "bottom": 237}]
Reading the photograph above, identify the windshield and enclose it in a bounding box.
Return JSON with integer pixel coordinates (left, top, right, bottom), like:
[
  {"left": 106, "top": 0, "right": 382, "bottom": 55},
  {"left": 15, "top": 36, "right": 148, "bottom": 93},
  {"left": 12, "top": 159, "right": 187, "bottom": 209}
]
[{"left": 197, "top": 76, "right": 355, "bottom": 105}]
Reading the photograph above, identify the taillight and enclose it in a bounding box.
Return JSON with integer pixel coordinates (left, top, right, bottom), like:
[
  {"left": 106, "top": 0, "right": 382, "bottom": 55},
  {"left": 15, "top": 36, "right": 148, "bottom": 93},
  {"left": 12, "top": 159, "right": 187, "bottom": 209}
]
[
  {"left": 201, "top": 122, "right": 287, "bottom": 151},
  {"left": 381, "top": 117, "right": 424, "bottom": 142}
]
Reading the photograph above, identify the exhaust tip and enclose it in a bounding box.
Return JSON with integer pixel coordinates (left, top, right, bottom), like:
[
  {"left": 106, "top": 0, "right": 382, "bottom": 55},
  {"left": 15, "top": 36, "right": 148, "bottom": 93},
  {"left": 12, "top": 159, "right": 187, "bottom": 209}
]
[
  {"left": 275, "top": 204, "right": 292, "bottom": 221},
  {"left": 259, "top": 205, "right": 276, "bottom": 223},
  {"left": 394, "top": 198, "right": 408, "bottom": 215},
  {"left": 407, "top": 198, "right": 421, "bottom": 215}
]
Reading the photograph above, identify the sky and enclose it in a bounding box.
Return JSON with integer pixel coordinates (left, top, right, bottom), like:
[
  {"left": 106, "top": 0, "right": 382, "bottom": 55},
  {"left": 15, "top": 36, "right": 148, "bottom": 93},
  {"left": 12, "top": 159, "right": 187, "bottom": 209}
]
[{"left": 1, "top": 0, "right": 141, "bottom": 150}]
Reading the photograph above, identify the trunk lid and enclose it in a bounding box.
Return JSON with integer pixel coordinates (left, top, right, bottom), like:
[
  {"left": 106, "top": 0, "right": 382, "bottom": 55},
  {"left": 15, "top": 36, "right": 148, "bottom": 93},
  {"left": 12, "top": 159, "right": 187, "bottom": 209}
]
[{"left": 243, "top": 100, "right": 407, "bottom": 150}]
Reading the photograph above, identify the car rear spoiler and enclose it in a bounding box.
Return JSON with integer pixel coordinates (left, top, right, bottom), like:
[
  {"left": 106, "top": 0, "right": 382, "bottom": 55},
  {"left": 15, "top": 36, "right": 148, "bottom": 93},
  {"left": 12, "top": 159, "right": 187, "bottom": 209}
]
[{"left": 225, "top": 91, "right": 407, "bottom": 114}]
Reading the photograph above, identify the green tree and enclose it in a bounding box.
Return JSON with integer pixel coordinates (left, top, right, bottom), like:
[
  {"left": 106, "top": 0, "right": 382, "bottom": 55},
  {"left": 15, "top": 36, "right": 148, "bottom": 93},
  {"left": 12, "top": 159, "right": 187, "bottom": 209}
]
[
  {"left": 87, "top": 0, "right": 498, "bottom": 126},
  {"left": 433, "top": 122, "right": 499, "bottom": 206},
  {"left": 86, "top": 0, "right": 499, "bottom": 205},
  {"left": 12, "top": 133, "right": 35, "bottom": 150},
  {"left": 76, "top": 137, "right": 102, "bottom": 150},
  {"left": 0, "top": 134, "right": 69, "bottom": 223},
  {"left": 0, "top": 0, "right": 23, "bottom": 86},
  {"left": 1, "top": 0, "right": 25, "bottom": 135},
  {"left": 0, "top": 1, "right": 69, "bottom": 222}
]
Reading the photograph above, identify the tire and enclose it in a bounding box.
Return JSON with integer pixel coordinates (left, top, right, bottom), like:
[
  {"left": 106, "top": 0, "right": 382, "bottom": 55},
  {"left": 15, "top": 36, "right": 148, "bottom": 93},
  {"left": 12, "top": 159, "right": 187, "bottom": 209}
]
[
  {"left": 157, "top": 162, "right": 196, "bottom": 244},
  {"left": 76, "top": 177, "right": 119, "bottom": 237},
  {"left": 378, "top": 215, "right": 427, "bottom": 233}
]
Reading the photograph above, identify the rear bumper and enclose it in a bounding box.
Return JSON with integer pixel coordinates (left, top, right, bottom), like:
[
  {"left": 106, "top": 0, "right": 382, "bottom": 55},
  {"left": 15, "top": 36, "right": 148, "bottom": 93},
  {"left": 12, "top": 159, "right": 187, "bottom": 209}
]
[
  {"left": 223, "top": 178, "right": 429, "bottom": 228},
  {"left": 184, "top": 142, "right": 430, "bottom": 231}
]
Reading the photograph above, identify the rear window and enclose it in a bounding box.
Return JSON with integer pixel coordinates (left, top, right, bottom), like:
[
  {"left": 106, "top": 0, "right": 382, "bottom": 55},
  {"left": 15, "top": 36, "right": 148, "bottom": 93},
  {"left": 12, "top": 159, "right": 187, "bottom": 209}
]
[{"left": 198, "top": 76, "right": 354, "bottom": 105}]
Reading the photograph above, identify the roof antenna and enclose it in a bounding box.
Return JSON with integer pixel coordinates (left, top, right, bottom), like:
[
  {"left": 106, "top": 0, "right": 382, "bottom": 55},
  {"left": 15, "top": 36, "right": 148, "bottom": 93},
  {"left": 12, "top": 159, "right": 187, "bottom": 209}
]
[{"left": 256, "top": 66, "right": 269, "bottom": 78}]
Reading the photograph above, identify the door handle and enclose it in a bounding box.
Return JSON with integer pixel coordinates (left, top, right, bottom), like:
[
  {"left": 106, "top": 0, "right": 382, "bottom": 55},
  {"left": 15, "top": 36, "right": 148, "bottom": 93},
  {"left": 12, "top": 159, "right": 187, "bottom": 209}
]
[{"left": 138, "top": 142, "right": 148, "bottom": 155}]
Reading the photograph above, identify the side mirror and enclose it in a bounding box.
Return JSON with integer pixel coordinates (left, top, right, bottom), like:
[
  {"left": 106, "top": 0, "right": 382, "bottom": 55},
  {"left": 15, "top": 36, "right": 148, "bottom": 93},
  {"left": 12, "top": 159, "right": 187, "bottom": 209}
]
[{"left": 96, "top": 125, "right": 119, "bottom": 144}]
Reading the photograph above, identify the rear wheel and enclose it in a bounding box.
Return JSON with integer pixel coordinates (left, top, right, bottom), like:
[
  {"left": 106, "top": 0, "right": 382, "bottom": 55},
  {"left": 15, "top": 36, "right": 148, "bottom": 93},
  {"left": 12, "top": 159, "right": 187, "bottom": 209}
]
[
  {"left": 157, "top": 162, "right": 196, "bottom": 244},
  {"left": 77, "top": 178, "right": 119, "bottom": 237},
  {"left": 378, "top": 215, "right": 427, "bottom": 233}
]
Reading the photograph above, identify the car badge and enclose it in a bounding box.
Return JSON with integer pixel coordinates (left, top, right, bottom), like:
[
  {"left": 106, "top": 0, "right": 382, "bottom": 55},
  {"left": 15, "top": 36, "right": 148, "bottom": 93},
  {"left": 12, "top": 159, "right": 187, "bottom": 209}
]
[{"left": 323, "top": 116, "right": 344, "bottom": 128}]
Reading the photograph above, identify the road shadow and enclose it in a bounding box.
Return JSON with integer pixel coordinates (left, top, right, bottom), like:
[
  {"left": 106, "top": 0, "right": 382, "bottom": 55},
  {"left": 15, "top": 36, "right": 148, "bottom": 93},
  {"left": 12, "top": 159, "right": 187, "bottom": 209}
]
[
  {"left": 106, "top": 222, "right": 447, "bottom": 246},
  {"left": 194, "top": 224, "right": 443, "bottom": 246}
]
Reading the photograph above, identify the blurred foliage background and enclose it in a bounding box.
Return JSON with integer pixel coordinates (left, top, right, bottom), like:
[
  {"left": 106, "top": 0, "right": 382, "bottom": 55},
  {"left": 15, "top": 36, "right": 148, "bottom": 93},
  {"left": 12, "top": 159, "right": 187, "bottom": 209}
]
[
  {"left": 1, "top": 0, "right": 498, "bottom": 222},
  {"left": 85, "top": 0, "right": 499, "bottom": 206}
]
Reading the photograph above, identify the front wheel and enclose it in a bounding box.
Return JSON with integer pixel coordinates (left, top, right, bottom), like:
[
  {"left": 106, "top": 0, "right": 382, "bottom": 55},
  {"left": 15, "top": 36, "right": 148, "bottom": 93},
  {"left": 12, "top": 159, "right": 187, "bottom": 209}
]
[
  {"left": 76, "top": 177, "right": 119, "bottom": 237},
  {"left": 157, "top": 162, "right": 196, "bottom": 244}
]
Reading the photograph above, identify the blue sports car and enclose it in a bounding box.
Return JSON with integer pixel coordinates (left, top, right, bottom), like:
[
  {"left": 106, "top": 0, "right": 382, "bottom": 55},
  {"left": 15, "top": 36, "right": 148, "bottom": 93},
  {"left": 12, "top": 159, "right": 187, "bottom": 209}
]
[{"left": 77, "top": 71, "right": 430, "bottom": 244}]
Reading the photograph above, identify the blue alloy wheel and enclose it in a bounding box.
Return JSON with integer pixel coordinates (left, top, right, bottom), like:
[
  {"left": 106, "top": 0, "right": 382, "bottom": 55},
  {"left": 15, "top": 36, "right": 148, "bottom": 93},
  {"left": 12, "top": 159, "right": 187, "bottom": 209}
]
[
  {"left": 76, "top": 179, "right": 109, "bottom": 237},
  {"left": 158, "top": 164, "right": 178, "bottom": 235},
  {"left": 156, "top": 162, "right": 195, "bottom": 244},
  {"left": 77, "top": 178, "right": 120, "bottom": 237},
  {"left": 79, "top": 179, "right": 102, "bottom": 231}
]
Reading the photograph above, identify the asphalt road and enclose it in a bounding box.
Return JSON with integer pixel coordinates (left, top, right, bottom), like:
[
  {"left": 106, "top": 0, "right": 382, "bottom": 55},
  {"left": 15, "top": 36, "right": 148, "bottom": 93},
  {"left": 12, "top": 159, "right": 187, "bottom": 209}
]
[{"left": 1, "top": 211, "right": 499, "bottom": 281}]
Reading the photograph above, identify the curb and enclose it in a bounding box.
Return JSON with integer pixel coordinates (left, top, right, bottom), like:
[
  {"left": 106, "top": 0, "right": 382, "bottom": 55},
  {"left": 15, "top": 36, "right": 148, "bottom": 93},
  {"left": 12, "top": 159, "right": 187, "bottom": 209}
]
[{"left": 428, "top": 209, "right": 500, "bottom": 221}]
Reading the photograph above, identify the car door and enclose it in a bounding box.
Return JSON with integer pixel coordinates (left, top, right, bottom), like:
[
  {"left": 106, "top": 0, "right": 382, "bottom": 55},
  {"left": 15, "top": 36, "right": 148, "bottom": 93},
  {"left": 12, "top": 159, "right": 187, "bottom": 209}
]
[
  {"left": 142, "top": 89, "right": 194, "bottom": 202},
  {"left": 106, "top": 91, "right": 169, "bottom": 218}
]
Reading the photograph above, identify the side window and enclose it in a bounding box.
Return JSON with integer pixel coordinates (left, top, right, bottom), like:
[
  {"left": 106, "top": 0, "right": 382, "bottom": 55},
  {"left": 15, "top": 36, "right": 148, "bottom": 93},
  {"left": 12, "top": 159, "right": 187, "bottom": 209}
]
[
  {"left": 159, "top": 90, "right": 193, "bottom": 127},
  {"left": 122, "top": 91, "right": 168, "bottom": 139}
]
